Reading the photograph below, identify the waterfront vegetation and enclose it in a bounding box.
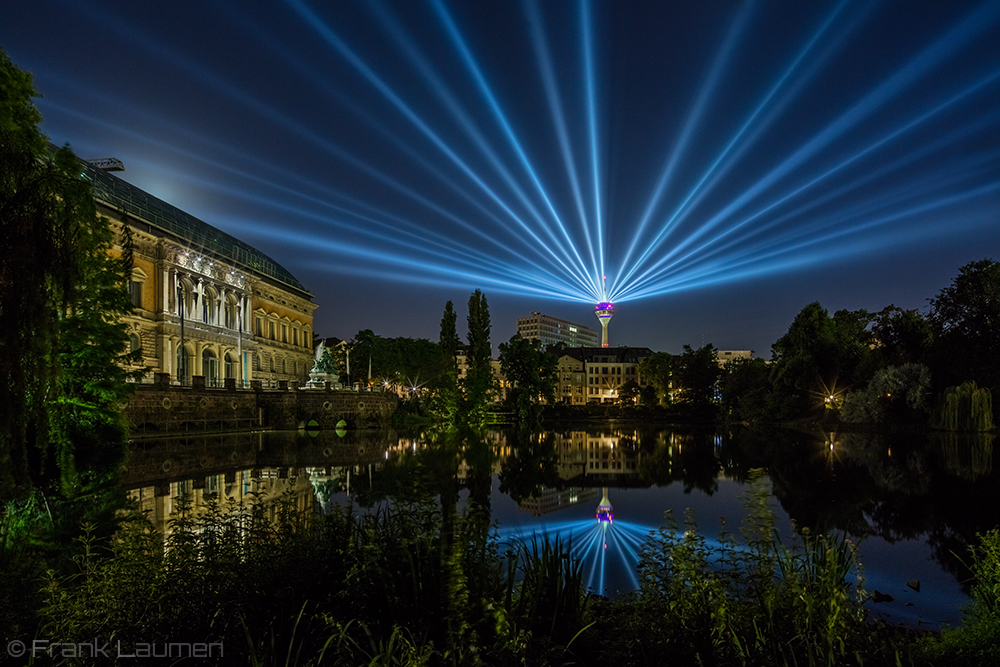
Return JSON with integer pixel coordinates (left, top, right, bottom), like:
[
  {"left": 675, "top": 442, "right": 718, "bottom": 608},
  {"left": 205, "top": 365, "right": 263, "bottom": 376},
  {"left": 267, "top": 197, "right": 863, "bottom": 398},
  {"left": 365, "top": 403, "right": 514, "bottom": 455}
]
[{"left": 0, "top": 470, "right": 995, "bottom": 666}]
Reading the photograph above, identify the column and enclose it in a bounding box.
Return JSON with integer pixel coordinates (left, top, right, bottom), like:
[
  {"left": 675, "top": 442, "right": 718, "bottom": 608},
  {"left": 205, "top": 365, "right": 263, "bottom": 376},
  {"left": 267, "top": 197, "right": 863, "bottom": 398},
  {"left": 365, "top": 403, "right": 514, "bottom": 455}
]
[{"left": 164, "top": 267, "right": 173, "bottom": 314}]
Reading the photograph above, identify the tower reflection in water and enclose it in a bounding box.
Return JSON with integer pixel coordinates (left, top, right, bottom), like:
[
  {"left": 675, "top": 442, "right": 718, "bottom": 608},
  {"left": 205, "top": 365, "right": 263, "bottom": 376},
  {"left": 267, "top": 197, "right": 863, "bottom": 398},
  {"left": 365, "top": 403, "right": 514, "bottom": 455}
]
[{"left": 498, "top": 486, "right": 649, "bottom": 596}]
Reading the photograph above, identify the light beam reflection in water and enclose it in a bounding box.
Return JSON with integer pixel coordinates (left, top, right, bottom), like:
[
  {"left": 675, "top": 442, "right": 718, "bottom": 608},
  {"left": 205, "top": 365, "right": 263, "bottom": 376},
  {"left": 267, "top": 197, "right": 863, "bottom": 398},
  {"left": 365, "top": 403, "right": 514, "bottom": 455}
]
[{"left": 125, "top": 426, "right": 997, "bottom": 629}]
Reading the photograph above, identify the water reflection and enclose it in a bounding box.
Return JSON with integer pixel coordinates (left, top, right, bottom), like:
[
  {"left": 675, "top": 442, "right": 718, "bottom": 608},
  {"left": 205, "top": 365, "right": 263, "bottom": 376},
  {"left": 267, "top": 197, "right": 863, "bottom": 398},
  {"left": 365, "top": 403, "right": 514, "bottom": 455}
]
[{"left": 126, "top": 426, "right": 998, "bottom": 627}]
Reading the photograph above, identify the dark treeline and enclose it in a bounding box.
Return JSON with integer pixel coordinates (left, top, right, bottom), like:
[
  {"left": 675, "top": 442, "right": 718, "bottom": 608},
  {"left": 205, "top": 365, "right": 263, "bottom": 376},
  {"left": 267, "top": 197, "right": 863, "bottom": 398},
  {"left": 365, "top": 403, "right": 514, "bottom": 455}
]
[
  {"left": 717, "top": 261, "right": 998, "bottom": 430},
  {"left": 338, "top": 260, "right": 1000, "bottom": 433}
]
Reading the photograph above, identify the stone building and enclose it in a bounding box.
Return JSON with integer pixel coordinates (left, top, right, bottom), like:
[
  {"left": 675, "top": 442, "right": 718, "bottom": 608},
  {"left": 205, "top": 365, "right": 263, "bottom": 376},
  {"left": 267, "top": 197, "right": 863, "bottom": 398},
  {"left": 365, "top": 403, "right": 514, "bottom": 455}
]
[
  {"left": 560, "top": 347, "right": 654, "bottom": 404},
  {"left": 83, "top": 158, "right": 317, "bottom": 386}
]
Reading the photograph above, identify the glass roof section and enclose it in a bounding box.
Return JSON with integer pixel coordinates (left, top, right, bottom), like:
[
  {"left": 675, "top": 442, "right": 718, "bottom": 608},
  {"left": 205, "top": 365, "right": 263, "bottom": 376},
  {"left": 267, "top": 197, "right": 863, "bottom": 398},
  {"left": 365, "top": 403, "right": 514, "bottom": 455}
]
[{"left": 79, "top": 158, "right": 312, "bottom": 297}]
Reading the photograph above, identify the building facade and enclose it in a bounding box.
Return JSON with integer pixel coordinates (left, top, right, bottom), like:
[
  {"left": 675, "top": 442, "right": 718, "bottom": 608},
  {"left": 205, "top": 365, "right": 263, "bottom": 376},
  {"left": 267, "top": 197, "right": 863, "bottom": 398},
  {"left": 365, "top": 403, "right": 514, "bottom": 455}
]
[
  {"left": 557, "top": 347, "right": 654, "bottom": 405},
  {"left": 716, "top": 350, "right": 753, "bottom": 366},
  {"left": 84, "top": 159, "right": 317, "bottom": 386},
  {"left": 516, "top": 312, "right": 598, "bottom": 349}
]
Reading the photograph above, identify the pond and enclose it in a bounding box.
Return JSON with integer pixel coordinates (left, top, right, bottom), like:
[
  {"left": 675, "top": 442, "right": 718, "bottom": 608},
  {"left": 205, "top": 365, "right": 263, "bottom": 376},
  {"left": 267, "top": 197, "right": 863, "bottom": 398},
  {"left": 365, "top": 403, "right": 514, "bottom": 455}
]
[{"left": 125, "top": 425, "right": 999, "bottom": 629}]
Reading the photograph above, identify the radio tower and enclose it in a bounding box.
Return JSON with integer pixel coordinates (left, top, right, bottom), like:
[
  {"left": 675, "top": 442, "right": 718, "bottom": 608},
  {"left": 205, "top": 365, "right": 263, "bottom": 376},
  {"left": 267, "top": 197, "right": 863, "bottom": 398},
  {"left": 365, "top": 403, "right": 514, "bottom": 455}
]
[
  {"left": 596, "top": 487, "right": 613, "bottom": 523},
  {"left": 595, "top": 276, "right": 613, "bottom": 347}
]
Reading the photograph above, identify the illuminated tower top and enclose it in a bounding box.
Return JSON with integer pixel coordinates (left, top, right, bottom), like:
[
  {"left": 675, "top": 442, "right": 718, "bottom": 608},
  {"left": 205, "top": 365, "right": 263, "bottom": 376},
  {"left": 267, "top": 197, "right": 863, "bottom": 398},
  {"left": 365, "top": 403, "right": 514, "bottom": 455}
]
[{"left": 595, "top": 302, "right": 614, "bottom": 348}]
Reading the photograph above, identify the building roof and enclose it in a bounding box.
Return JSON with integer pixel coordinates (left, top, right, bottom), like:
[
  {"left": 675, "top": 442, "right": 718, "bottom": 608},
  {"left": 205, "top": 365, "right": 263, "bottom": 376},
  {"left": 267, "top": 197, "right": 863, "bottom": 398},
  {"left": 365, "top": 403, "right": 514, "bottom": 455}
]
[
  {"left": 559, "top": 347, "right": 654, "bottom": 363},
  {"left": 80, "top": 158, "right": 311, "bottom": 298}
]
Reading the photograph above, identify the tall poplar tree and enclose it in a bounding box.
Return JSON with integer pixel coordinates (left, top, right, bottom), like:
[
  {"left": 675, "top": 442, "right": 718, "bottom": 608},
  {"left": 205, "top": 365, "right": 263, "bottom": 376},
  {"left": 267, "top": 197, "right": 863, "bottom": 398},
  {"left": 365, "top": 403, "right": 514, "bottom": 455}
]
[
  {"left": 429, "top": 301, "right": 461, "bottom": 421},
  {"left": 461, "top": 290, "right": 494, "bottom": 423},
  {"left": 439, "top": 300, "right": 460, "bottom": 358},
  {"left": 466, "top": 289, "right": 491, "bottom": 370}
]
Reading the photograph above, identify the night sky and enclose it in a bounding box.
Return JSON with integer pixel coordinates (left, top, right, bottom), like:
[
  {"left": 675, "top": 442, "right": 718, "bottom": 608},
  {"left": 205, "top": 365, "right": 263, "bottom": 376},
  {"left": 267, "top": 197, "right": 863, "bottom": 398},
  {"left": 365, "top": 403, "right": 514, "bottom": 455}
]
[{"left": 3, "top": 1, "right": 998, "bottom": 357}]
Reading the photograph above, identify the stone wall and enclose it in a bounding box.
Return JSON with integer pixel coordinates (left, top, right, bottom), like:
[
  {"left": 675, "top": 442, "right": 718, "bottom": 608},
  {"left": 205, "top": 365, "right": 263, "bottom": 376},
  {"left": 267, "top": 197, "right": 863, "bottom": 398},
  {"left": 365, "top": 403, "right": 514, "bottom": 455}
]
[{"left": 125, "top": 384, "right": 397, "bottom": 436}]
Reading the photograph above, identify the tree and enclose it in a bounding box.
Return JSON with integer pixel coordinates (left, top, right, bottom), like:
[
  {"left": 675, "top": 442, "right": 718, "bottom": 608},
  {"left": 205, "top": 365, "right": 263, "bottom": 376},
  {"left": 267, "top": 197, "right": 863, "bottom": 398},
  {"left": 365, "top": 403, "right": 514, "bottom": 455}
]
[
  {"left": 930, "top": 381, "right": 994, "bottom": 432},
  {"left": 497, "top": 334, "right": 557, "bottom": 423},
  {"left": 461, "top": 290, "right": 494, "bottom": 423},
  {"left": 428, "top": 301, "right": 461, "bottom": 422},
  {"left": 439, "top": 300, "right": 460, "bottom": 358},
  {"left": 928, "top": 259, "right": 1000, "bottom": 392},
  {"left": 674, "top": 344, "right": 720, "bottom": 414},
  {"left": 0, "top": 50, "right": 141, "bottom": 502},
  {"left": 466, "top": 290, "right": 491, "bottom": 370},
  {"left": 840, "top": 363, "right": 932, "bottom": 426},
  {"left": 718, "top": 356, "right": 773, "bottom": 423},
  {"left": 637, "top": 352, "right": 673, "bottom": 406},
  {"left": 618, "top": 380, "right": 641, "bottom": 406},
  {"left": 770, "top": 303, "right": 873, "bottom": 417},
  {"left": 869, "top": 305, "right": 932, "bottom": 368}
]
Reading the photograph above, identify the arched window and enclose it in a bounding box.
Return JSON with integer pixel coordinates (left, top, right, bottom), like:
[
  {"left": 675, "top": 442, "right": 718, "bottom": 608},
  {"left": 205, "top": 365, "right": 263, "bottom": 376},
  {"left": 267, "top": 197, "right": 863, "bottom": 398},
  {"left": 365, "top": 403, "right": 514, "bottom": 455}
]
[
  {"left": 282, "top": 358, "right": 287, "bottom": 374},
  {"left": 269, "top": 356, "right": 274, "bottom": 373},
  {"left": 129, "top": 333, "right": 141, "bottom": 354},
  {"left": 225, "top": 352, "right": 237, "bottom": 379},
  {"left": 255, "top": 354, "right": 261, "bottom": 371},
  {"left": 202, "top": 348, "right": 219, "bottom": 383}
]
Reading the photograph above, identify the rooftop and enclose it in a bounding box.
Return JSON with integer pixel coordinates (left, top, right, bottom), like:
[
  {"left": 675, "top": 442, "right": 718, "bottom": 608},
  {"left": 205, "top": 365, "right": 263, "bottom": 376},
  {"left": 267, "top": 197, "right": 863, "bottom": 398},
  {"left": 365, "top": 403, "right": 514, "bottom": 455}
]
[{"left": 80, "top": 158, "right": 311, "bottom": 298}]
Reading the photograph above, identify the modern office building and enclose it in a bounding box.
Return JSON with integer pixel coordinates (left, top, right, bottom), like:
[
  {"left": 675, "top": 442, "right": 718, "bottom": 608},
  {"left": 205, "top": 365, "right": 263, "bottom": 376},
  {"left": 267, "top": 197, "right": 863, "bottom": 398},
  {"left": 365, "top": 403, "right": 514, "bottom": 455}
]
[
  {"left": 84, "top": 158, "right": 317, "bottom": 387},
  {"left": 516, "top": 311, "right": 599, "bottom": 349}
]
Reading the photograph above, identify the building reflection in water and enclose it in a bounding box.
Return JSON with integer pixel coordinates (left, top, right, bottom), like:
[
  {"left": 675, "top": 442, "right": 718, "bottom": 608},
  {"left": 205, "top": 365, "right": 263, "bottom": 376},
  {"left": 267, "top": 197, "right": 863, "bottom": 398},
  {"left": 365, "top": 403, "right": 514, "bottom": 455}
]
[
  {"left": 124, "top": 429, "right": 404, "bottom": 537},
  {"left": 129, "top": 467, "right": 317, "bottom": 537}
]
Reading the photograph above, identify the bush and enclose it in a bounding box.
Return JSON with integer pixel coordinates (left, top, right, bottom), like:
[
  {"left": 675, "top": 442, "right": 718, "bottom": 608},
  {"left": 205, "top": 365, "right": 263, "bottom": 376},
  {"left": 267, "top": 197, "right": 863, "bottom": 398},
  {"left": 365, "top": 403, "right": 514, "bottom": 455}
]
[{"left": 919, "top": 529, "right": 1000, "bottom": 666}]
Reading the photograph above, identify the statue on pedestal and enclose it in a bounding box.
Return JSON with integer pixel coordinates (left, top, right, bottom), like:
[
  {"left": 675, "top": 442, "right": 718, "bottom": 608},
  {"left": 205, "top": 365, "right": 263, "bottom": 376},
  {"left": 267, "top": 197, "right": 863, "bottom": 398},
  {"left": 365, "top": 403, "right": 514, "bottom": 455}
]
[{"left": 308, "top": 343, "right": 340, "bottom": 388}]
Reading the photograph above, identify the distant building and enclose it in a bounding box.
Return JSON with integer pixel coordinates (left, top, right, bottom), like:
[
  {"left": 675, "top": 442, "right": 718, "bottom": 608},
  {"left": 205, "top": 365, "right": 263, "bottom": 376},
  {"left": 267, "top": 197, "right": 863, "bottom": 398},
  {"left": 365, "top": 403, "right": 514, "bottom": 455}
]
[
  {"left": 716, "top": 350, "right": 753, "bottom": 367},
  {"left": 555, "top": 354, "right": 587, "bottom": 405},
  {"left": 559, "top": 347, "right": 654, "bottom": 405},
  {"left": 516, "top": 312, "right": 599, "bottom": 349}
]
